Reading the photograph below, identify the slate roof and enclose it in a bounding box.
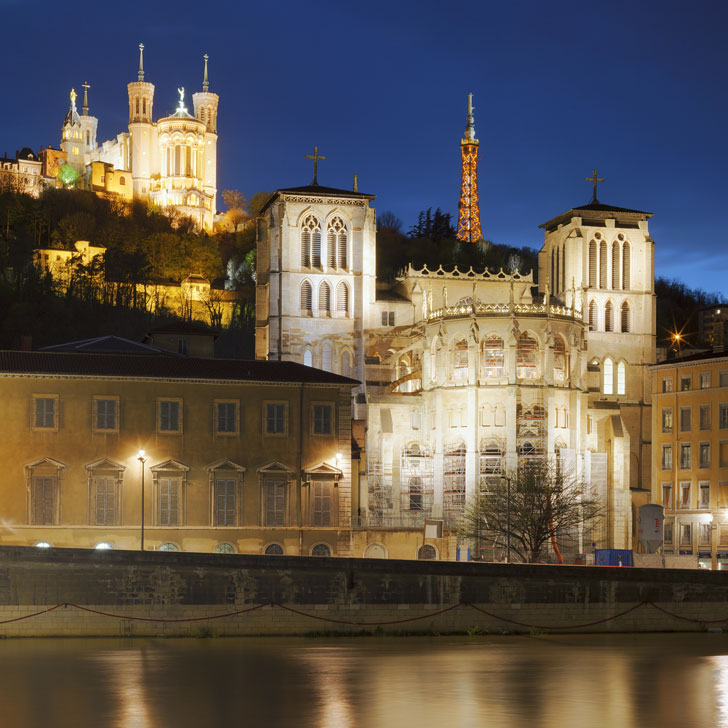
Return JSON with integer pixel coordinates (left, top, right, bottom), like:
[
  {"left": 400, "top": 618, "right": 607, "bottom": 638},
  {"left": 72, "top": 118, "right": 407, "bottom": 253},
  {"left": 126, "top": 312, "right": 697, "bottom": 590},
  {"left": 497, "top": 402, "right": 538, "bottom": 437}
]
[
  {"left": 39, "top": 336, "right": 168, "bottom": 355},
  {"left": 539, "top": 200, "right": 653, "bottom": 230},
  {"left": 0, "top": 350, "right": 359, "bottom": 385}
]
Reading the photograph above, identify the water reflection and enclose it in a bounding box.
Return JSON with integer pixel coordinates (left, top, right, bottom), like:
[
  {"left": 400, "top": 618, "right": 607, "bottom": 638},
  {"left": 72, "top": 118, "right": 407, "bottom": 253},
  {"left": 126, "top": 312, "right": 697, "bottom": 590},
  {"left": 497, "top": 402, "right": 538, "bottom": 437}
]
[{"left": 0, "top": 635, "right": 727, "bottom": 727}]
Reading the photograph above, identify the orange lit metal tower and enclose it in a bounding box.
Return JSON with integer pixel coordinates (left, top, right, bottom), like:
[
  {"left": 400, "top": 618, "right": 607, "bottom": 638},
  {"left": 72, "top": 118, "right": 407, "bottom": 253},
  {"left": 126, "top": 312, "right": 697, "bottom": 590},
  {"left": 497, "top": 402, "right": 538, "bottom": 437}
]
[{"left": 456, "top": 93, "right": 483, "bottom": 243}]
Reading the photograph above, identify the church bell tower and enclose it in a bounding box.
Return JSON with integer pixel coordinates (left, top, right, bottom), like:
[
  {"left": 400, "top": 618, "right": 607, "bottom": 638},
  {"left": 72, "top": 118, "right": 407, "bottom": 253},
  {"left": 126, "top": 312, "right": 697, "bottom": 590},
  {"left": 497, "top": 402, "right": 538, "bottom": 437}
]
[{"left": 127, "top": 43, "right": 155, "bottom": 197}]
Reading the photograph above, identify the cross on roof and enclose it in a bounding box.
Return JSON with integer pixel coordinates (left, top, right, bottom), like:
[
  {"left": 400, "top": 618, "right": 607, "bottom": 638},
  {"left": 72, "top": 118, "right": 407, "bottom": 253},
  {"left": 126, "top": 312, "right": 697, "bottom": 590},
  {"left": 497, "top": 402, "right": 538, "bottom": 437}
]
[
  {"left": 305, "top": 145, "right": 326, "bottom": 186},
  {"left": 586, "top": 168, "right": 604, "bottom": 203}
]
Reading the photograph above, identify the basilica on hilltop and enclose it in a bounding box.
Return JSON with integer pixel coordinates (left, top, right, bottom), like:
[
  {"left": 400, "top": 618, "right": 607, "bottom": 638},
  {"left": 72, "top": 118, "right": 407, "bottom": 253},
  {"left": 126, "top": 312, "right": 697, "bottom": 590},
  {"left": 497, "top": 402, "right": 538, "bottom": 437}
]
[
  {"left": 57, "top": 44, "right": 218, "bottom": 231},
  {"left": 255, "top": 99, "right": 656, "bottom": 557}
]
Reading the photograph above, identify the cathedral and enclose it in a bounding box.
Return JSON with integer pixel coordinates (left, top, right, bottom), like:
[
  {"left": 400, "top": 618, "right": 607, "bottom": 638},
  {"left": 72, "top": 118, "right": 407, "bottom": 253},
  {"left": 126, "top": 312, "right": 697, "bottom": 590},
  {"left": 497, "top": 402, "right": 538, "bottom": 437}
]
[
  {"left": 255, "top": 97, "right": 656, "bottom": 557},
  {"left": 59, "top": 45, "right": 218, "bottom": 231}
]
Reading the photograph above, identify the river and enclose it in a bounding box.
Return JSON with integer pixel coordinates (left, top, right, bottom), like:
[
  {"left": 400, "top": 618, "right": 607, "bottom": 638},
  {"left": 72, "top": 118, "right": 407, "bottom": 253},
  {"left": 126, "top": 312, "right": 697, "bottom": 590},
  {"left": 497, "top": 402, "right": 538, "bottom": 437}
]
[{"left": 0, "top": 633, "right": 726, "bottom": 727}]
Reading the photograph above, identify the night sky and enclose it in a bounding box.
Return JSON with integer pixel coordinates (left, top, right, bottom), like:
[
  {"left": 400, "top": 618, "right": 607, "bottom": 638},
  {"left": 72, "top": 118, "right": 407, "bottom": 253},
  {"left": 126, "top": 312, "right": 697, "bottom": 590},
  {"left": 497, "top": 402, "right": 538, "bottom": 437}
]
[{"left": 1, "top": 0, "right": 726, "bottom": 296}]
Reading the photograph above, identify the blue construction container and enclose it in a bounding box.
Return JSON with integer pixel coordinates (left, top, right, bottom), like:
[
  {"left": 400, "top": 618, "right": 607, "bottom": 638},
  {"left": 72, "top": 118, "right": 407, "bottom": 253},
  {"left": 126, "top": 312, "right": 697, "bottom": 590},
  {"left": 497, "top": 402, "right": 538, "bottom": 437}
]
[{"left": 594, "top": 549, "right": 633, "bottom": 567}]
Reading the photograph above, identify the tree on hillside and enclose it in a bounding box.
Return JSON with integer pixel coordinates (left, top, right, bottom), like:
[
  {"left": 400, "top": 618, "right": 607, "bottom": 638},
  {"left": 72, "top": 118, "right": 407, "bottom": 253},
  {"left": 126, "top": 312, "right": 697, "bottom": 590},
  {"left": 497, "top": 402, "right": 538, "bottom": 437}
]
[
  {"left": 377, "top": 211, "right": 403, "bottom": 233},
  {"left": 459, "top": 459, "right": 602, "bottom": 563},
  {"left": 247, "top": 191, "right": 273, "bottom": 218},
  {"left": 221, "top": 189, "right": 249, "bottom": 232},
  {"left": 408, "top": 207, "right": 455, "bottom": 240}
]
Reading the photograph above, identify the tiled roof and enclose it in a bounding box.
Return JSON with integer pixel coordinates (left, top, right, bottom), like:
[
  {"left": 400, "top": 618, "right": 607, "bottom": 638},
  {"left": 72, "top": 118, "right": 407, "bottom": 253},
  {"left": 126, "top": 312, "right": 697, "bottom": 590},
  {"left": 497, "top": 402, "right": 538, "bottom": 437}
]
[
  {"left": 40, "top": 336, "right": 168, "bottom": 355},
  {"left": 0, "top": 351, "right": 360, "bottom": 385},
  {"left": 651, "top": 349, "right": 728, "bottom": 368}
]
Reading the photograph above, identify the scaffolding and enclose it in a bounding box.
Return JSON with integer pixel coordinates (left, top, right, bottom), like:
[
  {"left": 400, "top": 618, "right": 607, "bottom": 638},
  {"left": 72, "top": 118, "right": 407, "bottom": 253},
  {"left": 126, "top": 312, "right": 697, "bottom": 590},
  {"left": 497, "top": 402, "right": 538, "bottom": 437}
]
[
  {"left": 366, "top": 459, "right": 393, "bottom": 524},
  {"left": 400, "top": 444, "right": 434, "bottom": 517},
  {"left": 517, "top": 394, "right": 546, "bottom": 462},
  {"left": 443, "top": 441, "right": 467, "bottom": 520}
]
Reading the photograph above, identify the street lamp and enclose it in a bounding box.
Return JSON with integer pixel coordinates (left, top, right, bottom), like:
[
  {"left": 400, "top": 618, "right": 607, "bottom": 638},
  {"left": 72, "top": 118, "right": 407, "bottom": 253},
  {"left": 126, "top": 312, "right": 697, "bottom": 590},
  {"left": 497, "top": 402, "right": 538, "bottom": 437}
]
[{"left": 137, "top": 449, "right": 147, "bottom": 551}]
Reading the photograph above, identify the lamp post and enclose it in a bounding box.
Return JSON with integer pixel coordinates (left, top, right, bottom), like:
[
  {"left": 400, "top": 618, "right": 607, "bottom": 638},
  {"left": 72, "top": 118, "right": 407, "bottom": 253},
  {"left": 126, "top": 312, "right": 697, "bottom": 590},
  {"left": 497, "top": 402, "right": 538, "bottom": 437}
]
[{"left": 137, "top": 450, "right": 146, "bottom": 551}]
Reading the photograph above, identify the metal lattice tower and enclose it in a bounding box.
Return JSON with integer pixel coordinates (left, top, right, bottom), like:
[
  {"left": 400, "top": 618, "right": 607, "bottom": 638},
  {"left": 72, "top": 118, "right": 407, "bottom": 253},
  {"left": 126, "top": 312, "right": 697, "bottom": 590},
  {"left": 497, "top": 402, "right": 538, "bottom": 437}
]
[{"left": 456, "top": 93, "right": 483, "bottom": 243}]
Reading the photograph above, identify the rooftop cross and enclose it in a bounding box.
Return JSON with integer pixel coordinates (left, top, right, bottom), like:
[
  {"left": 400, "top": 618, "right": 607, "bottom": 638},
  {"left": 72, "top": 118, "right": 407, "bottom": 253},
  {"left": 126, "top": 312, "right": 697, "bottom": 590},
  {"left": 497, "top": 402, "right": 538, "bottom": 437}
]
[
  {"left": 305, "top": 145, "right": 326, "bottom": 186},
  {"left": 82, "top": 81, "right": 90, "bottom": 116},
  {"left": 138, "top": 43, "right": 145, "bottom": 82},
  {"left": 203, "top": 54, "right": 209, "bottom": 92},
  {"left": 586, "top": 168, "right": 604, "bottom": 203}
]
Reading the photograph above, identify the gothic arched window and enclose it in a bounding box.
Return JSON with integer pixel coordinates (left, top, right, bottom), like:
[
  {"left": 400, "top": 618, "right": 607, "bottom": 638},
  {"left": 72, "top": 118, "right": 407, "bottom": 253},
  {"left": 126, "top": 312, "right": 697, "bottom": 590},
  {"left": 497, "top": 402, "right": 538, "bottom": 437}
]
[
  {"left": 300, "top": 215, "right": 321, "bottom": 268},
  {"left": 481, "top": 336, "right": 504, "bottom": 379},
  {"left": 303, "top": 349, "right": 313, "bottom": 367},
  {"left": 326, "top": 217, "right": 347, "bottom": 269},
  {"left": 588, "top": 300, "right": 598, "bottom": 330},
  {"left": 517, "top": 333, "right": 538, "bottom": 379},
  {"left": 341, "top": 351, "right": 352, "bottom": 378},
  {"left": 599, "top": 241, "right": 608, "bottom": 288},
  {"left": 554, "top": 247, "right": 560, "bottom": 293},
  {"left": 588, "top": 240, "right": 597, "bottom": 287},
  {"left": 612, "top": 243, "right": 620, "bottom": 290},
  {"left": 300, "top": 280, "right": 312, "bottom": 314},
  {"left": 321, "top": 342, "right": 333, "bottom": 372},
  {"left": 622, "top": 242, "right": 631, "bottom": 290},
  {"left": 553, "top": 335, "right": 567, "bottom": 383},
  {"left": 605, "top": 301, "right": 614, "bottom": 332},
  {"left": 561, "top": 245, "right": 566, "bottom": 292},
  {"left": 621, "top": 301, "right": 630, "bottom": 333},
  {"left": 452, "top": 339, "right": 469, "bottom": 381},
  {"left": 336, "top": 281, "right": 349, "bottom": 316},
  {"left": 617, "top": 361, "right": 626, "bottom": 395},
  {"left": 318, "top": 281, "right": 331, "bottom": 315},
  {"left": 603, "top": 357, "right": 614, "bottom": 395}
]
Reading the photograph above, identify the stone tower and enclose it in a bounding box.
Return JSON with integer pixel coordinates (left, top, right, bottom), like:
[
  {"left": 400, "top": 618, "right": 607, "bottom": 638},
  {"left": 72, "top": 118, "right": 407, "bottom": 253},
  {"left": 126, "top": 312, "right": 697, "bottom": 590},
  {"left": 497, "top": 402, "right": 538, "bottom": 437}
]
[
  {"left": 127, "top": 43, "right": 156, "bottom": 198},
  {"left": 192, "top": 54, "right": 219, "bottom": 217},
  {"left": 60, "top": 89, "right": 84, "bottom": 172}
]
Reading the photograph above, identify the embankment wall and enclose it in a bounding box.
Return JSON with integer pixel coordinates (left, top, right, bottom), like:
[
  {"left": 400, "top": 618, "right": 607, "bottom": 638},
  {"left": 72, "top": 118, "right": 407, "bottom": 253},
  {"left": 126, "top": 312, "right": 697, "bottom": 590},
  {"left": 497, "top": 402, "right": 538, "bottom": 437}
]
[{"left": 0, "top": 546, "right": 726, "bottom": 636}]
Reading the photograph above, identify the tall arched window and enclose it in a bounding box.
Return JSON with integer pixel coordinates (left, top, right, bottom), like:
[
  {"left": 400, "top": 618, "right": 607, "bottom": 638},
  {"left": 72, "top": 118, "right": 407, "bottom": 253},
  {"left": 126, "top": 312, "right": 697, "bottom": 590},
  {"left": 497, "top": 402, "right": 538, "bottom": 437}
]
[
  {"left": 318, "top": 281, "right": 331, "bottom": 315},
  {"left": 588, "top": 300, "right": 598, "bottom": 330},
  {"left": 553, "top": 336, "right": 567, "bottom": 383},
  {"left": 612, "top": 243, "right": 620, "bottom": 290},
  {"left": 481, "top": 336, "right": 504, "bottom": 379},
  {"left": 551, "top": 248, "right": 556, "bottom": 292},
  {"left": 517, "top": 333, "right": 538, "bottom": 379},
  {"left": 300, "top": 280, "right": 312, "bottom": 314},
  {"left": 336, "top": 281, "right": 349, "bottom": 316},
  {"left": 599, "top": 241, "right": 608, "bottom": 288},
  {"left": 341, "top": 351, "right": 352, "bottom": 378},
  {"left": 321, "top": 342, "right": 333, "bottom": 372},
  {"left": 588, "top": 240, "right": 597, "bottom": 287},
  {"left": 561, "top": 245, "right": 566, "bottom": 292},
  {"left": 326, "top": 216, "right": 347, "bottom": 269},
  {"left": 605, "top": 301, "right": 614, "bottom": 332},
  {"left": 303, "top": 349, "right": 313, "bottom": 367},
  {"left": 603, "top": 358, "right": 614, "bottom": 395},
  {"left": 622, "top": 242, "right": 631, "bottom": 290},
  {"left": 300, "top": 215, "right": 321, "bottom": 268},
  {"left": 617, "top": 361, "right": 626, "bottom": 395},
  {"left": 621, "top": 301, "right": 630, "bottom": 333},
  {"left": 554, "top": 247, "right": 560, "bottom": 293},
  {"left": 452, "top": 339, "right": 468, "bottom": 381}
]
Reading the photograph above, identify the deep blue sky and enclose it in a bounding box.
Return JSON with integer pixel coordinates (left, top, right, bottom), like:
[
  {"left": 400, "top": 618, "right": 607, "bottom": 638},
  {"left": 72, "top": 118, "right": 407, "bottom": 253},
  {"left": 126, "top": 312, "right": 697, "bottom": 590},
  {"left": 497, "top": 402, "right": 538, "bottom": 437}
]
[{"left": 1, "top": 0, "right": 726, "bottom": 296}]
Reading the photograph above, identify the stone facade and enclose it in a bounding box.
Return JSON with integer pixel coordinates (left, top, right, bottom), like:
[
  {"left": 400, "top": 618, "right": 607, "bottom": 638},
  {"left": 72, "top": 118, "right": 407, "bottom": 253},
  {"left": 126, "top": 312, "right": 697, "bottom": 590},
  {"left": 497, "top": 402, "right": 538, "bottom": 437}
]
[{"left": 256, "top": 186, "right": 657, "bottom": 556}]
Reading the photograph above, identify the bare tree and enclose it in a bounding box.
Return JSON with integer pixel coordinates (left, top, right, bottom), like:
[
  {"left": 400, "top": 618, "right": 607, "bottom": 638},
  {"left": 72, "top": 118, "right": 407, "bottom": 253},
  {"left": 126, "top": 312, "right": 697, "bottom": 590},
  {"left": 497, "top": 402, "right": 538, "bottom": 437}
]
[
  {"left": 221, "top": 189, "right": 249, "bottom": 232},
  {"left": 459, "top": 459, "right": 602, "bottom": 563}
]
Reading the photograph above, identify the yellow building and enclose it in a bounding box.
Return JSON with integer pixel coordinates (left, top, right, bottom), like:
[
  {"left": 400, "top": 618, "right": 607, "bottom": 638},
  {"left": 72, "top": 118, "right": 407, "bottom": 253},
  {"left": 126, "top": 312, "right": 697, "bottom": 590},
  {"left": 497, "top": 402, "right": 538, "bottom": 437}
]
[
  {"left": 0, "top": 350, "right": 364, "bottom": 557},
  {"left": 651, "top": 350, "right": 728, "bottom": 568}
]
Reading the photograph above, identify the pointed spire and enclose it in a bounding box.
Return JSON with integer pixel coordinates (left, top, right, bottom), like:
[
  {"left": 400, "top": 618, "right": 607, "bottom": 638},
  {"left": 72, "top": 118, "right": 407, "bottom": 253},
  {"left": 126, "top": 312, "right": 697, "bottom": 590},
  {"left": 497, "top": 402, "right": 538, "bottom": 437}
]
[
  {"left": 353, "top": 173, "right": 358, "bottom": 192},
  {"left": 202, "top": 54, "right": 209, "bottom": 92},
  {"left": 82, "top": 82, "right": 90, "bottom": 116},
  {"left": 464, "top": 92, "right": 476, "bottom": 142},
  {"left": 137, "top": 43, "right": 145, "bottom": 82}
]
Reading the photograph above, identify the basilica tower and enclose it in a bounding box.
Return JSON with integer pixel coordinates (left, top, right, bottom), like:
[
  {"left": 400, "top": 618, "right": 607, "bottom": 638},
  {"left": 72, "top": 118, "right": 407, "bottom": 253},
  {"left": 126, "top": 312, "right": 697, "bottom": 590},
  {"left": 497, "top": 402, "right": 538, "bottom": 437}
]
[
  {"left": 127, "top": 43, "right": 156, "bottom": 198},
  {"left": 60, "top": 89, "right": 84, "bottom": 172},
  {"left": 79, "top": 82, "right": 98, "bottom": 152},
  {"left": 192, "top": 54, "right": 219, "bottom": 217}
]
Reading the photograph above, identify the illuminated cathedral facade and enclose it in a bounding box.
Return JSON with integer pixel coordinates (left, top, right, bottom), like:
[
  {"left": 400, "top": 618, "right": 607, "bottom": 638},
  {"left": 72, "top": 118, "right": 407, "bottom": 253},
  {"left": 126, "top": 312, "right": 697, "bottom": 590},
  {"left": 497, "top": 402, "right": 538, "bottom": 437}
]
[
  {"left": 60, "top": 45, "right": 218, "bottom": 231},
  {"left": 255, "top": 102, "right": 656, "bottom": 557}
]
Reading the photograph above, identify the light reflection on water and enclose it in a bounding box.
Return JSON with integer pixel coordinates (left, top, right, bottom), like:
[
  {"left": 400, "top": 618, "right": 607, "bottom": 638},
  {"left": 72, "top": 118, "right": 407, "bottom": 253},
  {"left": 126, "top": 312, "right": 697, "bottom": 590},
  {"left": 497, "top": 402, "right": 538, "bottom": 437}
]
[{"left": 0, "top": 634, "right": 728, "bottom": 727}]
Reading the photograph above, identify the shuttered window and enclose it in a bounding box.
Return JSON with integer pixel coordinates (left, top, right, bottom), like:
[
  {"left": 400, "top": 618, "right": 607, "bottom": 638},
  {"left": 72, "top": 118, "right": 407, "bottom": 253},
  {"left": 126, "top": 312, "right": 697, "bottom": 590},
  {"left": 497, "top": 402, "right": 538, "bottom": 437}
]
[
  {"left": 300, "top": 280, "right": 312, "bottom": 313},
  {"left": 214, "top": 479, "right": 237, "bottom": 526},
  {"left": 612, "top": 243, "right": 620, "bottom": 290},
  {"left": 588, "top": 240, "right": 597, "bottom": 287},
  {"left": 622, "top": 242, "right": 631, "bottom": 289},
  {"left": 621, "top": 301, "right": 630, "bottom": 332},
  {"left": 158, "top": 477, "right": 179, "bottom": 526},
  {"left": 336, "top": 282, "right": 349, "bottom": 315},
  {"left": 605, "top": 301, "right": 614, "bottom": 332},
  {"left": 599, "top": 241, "right": 608, "bottom": 288},
  {"left": 311, "top": 481, "right": 332, "bottom": 526},
  {"left": 94, "top": 477, "right": 116, "bottom": 525},
  {"left": 318, "top": 282, "right": 331, "bottom": 314},
  {"left": 264, "top": 480, "right": 286, "bottom": 526},
  {"left": 32, "top": 477, "right": 56, "bottom": 525}
]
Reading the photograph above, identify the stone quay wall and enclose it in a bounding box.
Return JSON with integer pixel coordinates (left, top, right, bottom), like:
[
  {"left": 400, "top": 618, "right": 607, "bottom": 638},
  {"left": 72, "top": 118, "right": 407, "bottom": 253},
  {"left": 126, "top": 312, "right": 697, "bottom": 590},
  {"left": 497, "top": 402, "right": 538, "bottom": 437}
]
[{"left": 0, "top": 546, "right": 727, "bottom": 637}]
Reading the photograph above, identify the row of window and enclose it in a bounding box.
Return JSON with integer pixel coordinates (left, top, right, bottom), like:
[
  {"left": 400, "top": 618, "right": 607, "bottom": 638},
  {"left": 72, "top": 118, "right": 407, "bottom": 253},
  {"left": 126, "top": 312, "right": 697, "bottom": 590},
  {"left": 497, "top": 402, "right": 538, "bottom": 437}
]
[
  {"left": 27, "top": 465, "right": 339, "bottom": 529},
  {"left": 660, "top": 441, "right": 728, "bottom": 470},
  {"left": 588, "top": 299, "right": 631, "bottom": 333},
  {"left": 31, "top": 396, "right": 335, "bottom": 437},
  {"left": 664, "top": 521, "right": 713, "bottom": 548},
  {"left": 588, "top": 234, "right": 631, "bottom": 290},
  {"left": 661, "top": 403, "right": 728, "bottom": 433},
  {"left": 659, "top": 481, "right": 727, "bottom": 510},
  {"left": 300, "top": 279, "right": 350, "bottom": 316},
  {"left": 602, "top": 358, "right": 627, "bottom": 395},
  {"left": 662, "top": 370, "right": 728, "bottom": 392},
  {"left": 301, "top": 215, "right": 348, "bottom": 270}
]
